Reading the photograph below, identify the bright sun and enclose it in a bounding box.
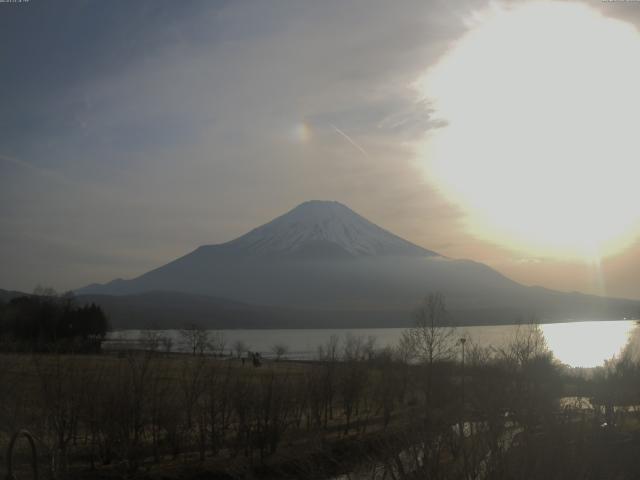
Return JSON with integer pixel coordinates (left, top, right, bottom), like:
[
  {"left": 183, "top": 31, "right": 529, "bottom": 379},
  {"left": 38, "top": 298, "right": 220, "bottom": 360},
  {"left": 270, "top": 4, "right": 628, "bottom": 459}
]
[{"left": 418, "top": 1, "right": 640, "bottom": 260}]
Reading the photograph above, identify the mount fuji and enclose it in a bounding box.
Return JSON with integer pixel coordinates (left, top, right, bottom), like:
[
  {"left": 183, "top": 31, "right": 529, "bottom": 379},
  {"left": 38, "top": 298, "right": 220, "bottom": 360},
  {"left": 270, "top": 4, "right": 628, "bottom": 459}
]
[
  {"left": 77, "top": 201, "right": 639, "bottom": 327},
  {"left": 212, "top": 200, "right": 436, "bottom": 258}
]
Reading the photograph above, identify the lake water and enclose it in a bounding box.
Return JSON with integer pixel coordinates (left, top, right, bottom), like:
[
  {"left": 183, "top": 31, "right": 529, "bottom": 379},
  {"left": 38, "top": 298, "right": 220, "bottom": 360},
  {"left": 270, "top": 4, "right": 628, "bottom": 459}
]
[{"left": 106, "top": 320, "right": 639, "bottom": 369}]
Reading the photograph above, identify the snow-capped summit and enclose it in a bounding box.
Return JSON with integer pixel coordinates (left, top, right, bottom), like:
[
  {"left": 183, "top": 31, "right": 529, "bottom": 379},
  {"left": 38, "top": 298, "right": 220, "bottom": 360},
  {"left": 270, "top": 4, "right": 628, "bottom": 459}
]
[{"left": 221, "top": 200, "right": 437, "bottom": 258}]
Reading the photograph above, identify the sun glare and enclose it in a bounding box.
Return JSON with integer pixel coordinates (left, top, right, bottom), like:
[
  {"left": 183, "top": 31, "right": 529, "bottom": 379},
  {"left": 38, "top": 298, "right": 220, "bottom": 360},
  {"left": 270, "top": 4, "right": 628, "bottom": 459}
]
[
  {"left": 541, "top": 320, "right": 635, "bottom": 368},
  {"left": 418, "top": 1, "right": 640, "bottom": 260}
]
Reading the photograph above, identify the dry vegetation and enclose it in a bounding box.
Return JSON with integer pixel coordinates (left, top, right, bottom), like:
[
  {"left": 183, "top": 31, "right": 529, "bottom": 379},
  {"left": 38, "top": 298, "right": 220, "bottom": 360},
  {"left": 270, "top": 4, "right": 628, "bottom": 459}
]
[{"left": 2, "top": 311, "right": 640, "bottom": 479}]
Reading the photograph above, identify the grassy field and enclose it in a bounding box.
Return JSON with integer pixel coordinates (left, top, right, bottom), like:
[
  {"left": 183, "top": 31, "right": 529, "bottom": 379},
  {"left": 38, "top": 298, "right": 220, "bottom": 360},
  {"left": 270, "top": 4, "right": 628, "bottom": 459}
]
[
  {"left": 3, "top": 334, "right": 640, "bottom": 479},
  {"left": 0, "top": 350, "right": 418, "bottom": 479}
]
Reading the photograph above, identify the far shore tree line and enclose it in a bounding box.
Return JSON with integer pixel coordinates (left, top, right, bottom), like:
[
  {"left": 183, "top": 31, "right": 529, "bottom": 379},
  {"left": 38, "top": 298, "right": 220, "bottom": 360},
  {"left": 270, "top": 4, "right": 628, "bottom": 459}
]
[{"left": 0, "top": 287, "right": 109, "bottom": 352}]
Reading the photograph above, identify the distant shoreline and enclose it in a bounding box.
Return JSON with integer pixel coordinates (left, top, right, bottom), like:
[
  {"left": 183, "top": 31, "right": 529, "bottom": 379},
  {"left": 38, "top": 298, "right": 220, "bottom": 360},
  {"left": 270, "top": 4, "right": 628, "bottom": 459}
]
[{"left": 107, "top": 317, "right": 637, "bottom": 331}]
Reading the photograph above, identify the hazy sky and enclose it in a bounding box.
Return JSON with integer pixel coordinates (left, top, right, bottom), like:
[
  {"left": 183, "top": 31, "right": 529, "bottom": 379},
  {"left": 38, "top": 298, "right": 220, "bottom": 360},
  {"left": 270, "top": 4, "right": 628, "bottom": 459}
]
[{"left": 3, "top": 0, "right": 640, "bottom": 299}]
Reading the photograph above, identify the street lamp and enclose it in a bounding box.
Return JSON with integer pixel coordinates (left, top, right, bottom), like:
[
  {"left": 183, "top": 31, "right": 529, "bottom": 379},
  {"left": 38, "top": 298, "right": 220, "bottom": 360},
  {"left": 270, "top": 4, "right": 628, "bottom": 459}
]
[
  {"left": 459, "top": 336, "right": 469, "bottom": 477},
  {"left": 460, "top": 337, "right": 467, "bottom": 418}
]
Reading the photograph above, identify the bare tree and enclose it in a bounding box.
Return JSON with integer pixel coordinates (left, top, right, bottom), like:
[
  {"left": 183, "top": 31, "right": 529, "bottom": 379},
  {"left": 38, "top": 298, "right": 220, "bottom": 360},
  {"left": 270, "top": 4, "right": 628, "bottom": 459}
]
[
  {"left": 496, "top": 321, "right": 558, "bottom": 440},
  {"left": 253, "top": 371, "right": 292, "bottom": 460},
  {"left": 123, "top": 352, "right": 155, "bottom": 470},
  {"left": 317, "top": 334, "right": 340, "bottom": 362},
  {"left": 403, "top": 293, "right": 456, "bottom": 365},
  {"left": 373, "top": 349, "right": 401, "bottom": 428},
  {"left": 340, "top": 334, "right": 369, "bottom": 434},
  {"left": 343, "top": 333, "right": 366, "bottom": 362},
  {"left": 205, "top": 362, "right": 234, "bottom": 456},
  {"left": 394, "top": 333, "right": 416, "bottom": 404},
  {"left": 147, "top": 366, "right": 170, "bottom": 463},
  {"left": 402, "top": 292, "right": 456, "bottom": 407},
  {"left": 497, "top": 321, "right": 548, "bottom": 369},
  {"left": 317, "top": 335, "right": 340, "bottom": 427},
  {"left": 272, "top": 343, "right": 289, "bottom": 361},
  {"left": 233, "top": 340, "right": 248, "bottom": 359},
  {"left": 33, "top": 354, "right": 86, "bottom": 475},
  {"left": 364, "top": 335, "right": 377, "bottom": 361},
  {"left": 160, "top": 335, "right": 173, "bottom": 354},
  {"left": 180, "top": 323, "right": 210, "bottom": 355},
  {"left": 209, "top": 331, "right": 226, "bottom": 357},
  {"left": 178, "top": 356, "right": 208, "bottom": 459},
  {"left": 139, "top": 330, "right": 162, "bottom": 353}
]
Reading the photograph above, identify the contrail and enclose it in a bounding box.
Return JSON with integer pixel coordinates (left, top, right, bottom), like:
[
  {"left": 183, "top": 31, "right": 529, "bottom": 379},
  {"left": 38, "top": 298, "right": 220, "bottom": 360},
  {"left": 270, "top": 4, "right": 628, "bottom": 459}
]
[
  {"left": 329, "top": 123, "right": 371, "bottom": 160},
  {"left": 0, "top": 153, "right": 75, "bottom": 186}
]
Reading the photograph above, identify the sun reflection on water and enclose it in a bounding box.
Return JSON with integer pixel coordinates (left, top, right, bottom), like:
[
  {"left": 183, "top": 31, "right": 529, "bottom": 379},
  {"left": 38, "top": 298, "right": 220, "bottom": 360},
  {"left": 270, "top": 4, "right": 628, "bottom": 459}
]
[{"left": 541, "top": 321, "right": 636, "bottom": 368}]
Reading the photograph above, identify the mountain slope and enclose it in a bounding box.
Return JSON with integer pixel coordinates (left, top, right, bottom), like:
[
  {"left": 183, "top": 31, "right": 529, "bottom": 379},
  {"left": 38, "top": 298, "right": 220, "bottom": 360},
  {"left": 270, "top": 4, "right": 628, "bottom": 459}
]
[
  {"left": 77, "top": 201, "right": 640, "bottom": 325},
  {"left": 75, "top": 291, "right": 421, "bottom": 329}
]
